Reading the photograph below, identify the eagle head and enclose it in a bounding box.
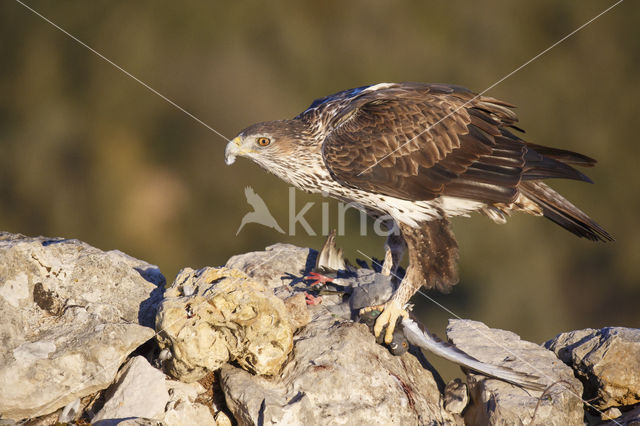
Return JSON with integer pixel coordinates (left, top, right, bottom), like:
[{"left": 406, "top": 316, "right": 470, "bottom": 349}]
[{"left": 225, "top": 120, "right": 314, "bottom": 169}]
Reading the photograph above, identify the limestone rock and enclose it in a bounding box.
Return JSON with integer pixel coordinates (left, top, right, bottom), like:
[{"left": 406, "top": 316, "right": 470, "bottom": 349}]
[
  {"left": 447, "top": 319, "right": 584, "bottom": 426},
  {"left": 0, "top": 233, "right": 163, "bottom": 420},
  {"left": 155, "top": 267, "right": 294, "bottom": 382},
  {"left": 215, "top": 411, "right": 232, "bottom": 426},
  {"left": 545, "top": 327, "right": 640, "bottom": 409},
  {"left": 283, "top": 293, "right": 311, "bottom": 329},
  {"left": 225, "top": 243, "right": 315, "bottom": 292},
  {"left": 163, "top": 402, "right": 216, "bottom": 426},
  {"left": 224, "top": 243, "right": 396, "bottom": 314},
  {"left": 167, "top": 380, "right": 217, "bottom": 423},
  {"left": 163, "top": 380, "right": 216, "bottom": 426},
  {"left": 93, "top": 356, "right": 215, "bottom": 425},
  {"left": 444, "top": 378, "right": 469, "bottom": 415},
  {"left": 93, "top": 356, "right": 169, "bottom": 422},
  {"left": 221, "top": 307, "right": 461, "bottom": 426},
  {"left": 165, "top": 379, "right": 207, "bottom": 405},
  {"left": 601, "top": 404, "right": 640, "bottom": 425},
  {"left": 601, "top": 406, "right": 622, "bottom": 421},
  {"left": 94, "top": 418, "right": 163, "bottom": 426}
]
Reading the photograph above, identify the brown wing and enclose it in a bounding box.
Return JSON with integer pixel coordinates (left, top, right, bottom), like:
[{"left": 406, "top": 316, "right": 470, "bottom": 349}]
[{"left": 321, "top": 83, "right": 590, "bottom": 205}]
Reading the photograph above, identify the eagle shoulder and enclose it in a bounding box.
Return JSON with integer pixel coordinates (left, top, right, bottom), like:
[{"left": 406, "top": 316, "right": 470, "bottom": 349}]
[{"left": 320, "top": 82, "right": 524, "bottom": 205}]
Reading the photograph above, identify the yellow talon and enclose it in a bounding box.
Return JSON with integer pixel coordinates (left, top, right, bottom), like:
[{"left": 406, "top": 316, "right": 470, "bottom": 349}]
[{"left": 360, "top": 299, "right": 409, "bottom": 344}]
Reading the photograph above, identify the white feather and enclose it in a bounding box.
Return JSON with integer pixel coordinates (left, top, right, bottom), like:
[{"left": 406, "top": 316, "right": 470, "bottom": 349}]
[
  {"left": 401, "top": 318, "right": 547, "bottom": 391},
  {"left": 438, "top": 196, "right": 484, "bottom": 217},
  {"left": 362, "top": 82, "right": 396, "bottom": 93}
]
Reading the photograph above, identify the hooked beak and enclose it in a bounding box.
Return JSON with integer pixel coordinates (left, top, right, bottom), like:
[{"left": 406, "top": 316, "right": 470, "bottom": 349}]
[{"left": 225, "top": 137, "right": 242, "bottom": 165}]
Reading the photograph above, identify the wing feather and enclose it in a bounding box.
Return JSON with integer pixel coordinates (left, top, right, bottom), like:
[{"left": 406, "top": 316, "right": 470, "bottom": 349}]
[{"left": 321, "top": 83, "right": 591, "bottom": 206}]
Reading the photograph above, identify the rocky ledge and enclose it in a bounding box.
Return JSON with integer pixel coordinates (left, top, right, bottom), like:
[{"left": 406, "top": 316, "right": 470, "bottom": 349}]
[{"left": 0, "top": 232, "right": 638, "bottom": 425}]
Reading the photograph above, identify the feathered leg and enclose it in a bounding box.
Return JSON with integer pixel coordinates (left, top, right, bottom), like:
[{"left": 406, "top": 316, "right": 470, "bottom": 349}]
[
  {"left": 362, "top": 218, "right": 459, "bottom": 344},
  {"left": 381, "top": 227, "right": 406, "bottom": 276}
]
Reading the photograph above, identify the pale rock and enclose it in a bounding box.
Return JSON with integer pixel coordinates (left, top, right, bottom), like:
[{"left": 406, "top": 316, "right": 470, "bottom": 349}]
[
  {"left": 163, "top": 401, "right": 216, "bottom": 426},
  {"left": 545, "top": 327, "right": 640, "bottom": 409},
  {"left": 93, "top": 357, "right": 215, "bottom": 426},
  {"left": 221, "top": 307, "right": 461, "bottom": 425},
  {"left": 0, "top": 233, "right": 163, "bottom": 420},
  {"left": 447, "top": 319, "right": 584, "bottom": 426},
  {"left": 93, "top": 356, "right": 169, "bottom": 422},
  {"left": 225, "top": 243, "right": 397, "bottom": 315},
  {"left": 10, "top": 410, "right": 58, "bottom": 426},
  {"left": 94, "top": 419, "right": 163, "bottom": 426},
  {"left": 166, "top": 379, "right": 206, "bottom": 403},
  {"left": 601, "top": 404, "right": 640, "bottom": 425},
  {"left": 444, "top": 378, "right": 468, "bottom": 415},
  {"left": 215, "top": 411, "right": 232, "bottom": 426},
  {"left": 601, "top": 406, "right": 622, "bottom": 421},
  {"left": 163, "top": 379, "right": 215, "bottom": 425},
  {"left": 283, "top": 293, "right": 311, "bottom": 329},
  {"left": 155, "top": 267, "right": 294, "bottom": 382},
  {"left": 225, "top": 243, "right": 314, "bottom": 292}
]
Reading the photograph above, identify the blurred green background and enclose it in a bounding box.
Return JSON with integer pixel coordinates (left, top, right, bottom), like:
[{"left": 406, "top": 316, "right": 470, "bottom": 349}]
[{"left": 1, "top": 0, "right": 638, "bottom": 361}]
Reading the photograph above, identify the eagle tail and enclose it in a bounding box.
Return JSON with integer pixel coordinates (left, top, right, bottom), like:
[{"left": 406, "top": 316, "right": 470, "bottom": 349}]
[
  {"left": 522, "top": 145, "right": 596, "bottom": 183},
  {"left": 525, "top": 143, "right": 597, "bottom": 167},
  {"left": 519, "top": 181, "right": 613, "bottom": 242}
]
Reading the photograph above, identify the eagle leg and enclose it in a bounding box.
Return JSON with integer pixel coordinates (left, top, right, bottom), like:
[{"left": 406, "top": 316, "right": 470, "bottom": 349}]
[
  {"left": 360, "top": 299, "right": 409, "bottom": 344},
  {"left": 364, "top": 218, "right": 460, "bottom": 344},
  {"left": 380, "top": 247, "right": 394, "bottom": 276},
  {"left": 381, "top": 230, "right": 406, "bottom": 276}
]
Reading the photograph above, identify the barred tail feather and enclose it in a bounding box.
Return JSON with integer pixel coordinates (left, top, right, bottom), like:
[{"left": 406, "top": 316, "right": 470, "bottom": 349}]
[{"left": 519, "top": 181, "right": 613, "bottom": 242}]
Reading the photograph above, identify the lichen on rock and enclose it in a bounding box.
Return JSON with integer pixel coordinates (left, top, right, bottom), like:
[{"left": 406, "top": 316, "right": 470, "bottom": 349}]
[{"left": 155, "top": 266, "right": 295, "bottom": 382}]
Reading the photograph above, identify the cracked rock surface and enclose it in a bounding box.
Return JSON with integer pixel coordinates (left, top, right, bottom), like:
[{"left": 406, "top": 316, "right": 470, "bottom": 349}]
[
  {"left": 93, "top": 356, "right": 216, "bottom": 426},
  {"left": 221, "top": 307, "right": 460, "bottom": 426},
  {"left": 0, "top": 233, "right": 163, "bottom": 420},
  {"left": 545, "top": 327, "right": 640, "bottom": 410},
  {"left": 3, "top": 238, "right": 640, "bottom": 425},
  {"left": 447, "top": 319, "right": 584, "bottom": 426}
]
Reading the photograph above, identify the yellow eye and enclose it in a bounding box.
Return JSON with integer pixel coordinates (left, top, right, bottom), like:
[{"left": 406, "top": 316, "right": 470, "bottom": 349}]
[{"left": 257, "top": 137, "right": 271, "bottom": 147}]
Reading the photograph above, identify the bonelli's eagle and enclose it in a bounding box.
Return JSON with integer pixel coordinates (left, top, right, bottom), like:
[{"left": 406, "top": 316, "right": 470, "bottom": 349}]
[{"left": 225, "top": 82, "right": 612, "bottom": 343}]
